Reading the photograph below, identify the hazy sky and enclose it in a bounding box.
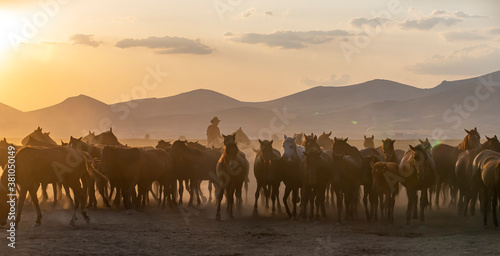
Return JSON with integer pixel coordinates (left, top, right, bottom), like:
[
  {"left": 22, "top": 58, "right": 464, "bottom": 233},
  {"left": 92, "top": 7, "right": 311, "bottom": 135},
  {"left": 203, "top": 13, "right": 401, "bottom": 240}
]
[{"left": 0, "top": 0, "right": 499, "bottom": 111}]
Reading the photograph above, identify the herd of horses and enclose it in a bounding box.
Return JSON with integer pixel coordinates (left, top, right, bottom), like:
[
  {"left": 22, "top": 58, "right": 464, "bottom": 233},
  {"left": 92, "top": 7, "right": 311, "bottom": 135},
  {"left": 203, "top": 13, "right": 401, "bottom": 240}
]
[{"left": 1, "top": 126, "right": 500, "bottom": 230}]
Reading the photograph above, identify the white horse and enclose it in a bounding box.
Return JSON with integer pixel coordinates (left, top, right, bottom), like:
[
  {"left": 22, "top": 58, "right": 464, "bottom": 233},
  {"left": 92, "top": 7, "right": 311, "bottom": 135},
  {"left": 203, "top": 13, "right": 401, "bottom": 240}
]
[{"left": 282, "top": 135, "right": 304, "bottom": 162}]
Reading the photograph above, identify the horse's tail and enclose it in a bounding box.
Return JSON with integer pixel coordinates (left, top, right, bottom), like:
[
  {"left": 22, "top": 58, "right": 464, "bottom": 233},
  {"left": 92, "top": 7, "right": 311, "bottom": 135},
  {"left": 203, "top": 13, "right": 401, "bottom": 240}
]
[{"left": 85, "top": 156, "right": 110, "bottom": 198}]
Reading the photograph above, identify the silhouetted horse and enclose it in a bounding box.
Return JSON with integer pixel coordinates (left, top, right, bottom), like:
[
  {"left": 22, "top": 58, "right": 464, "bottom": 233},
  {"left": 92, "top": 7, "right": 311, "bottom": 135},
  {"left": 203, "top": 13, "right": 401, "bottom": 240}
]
[
  {"left": 332, "top": 137, "right": 363, "bottom": 222},
  {"left": 222, "top": 133, "right": 249, "bottom": 203},
  {"left": 363, "top": 135, "right": 375, "bottom": 148},
  {"left": 473, "top": 150, "right": 500, "bottom": 228},
  {"left": 233, "top": 127, "right": 251, "bottom": 147},
  {"left": 69, "top": 136, "right": 103, "bottom": 159},
  {"left": 156, "top": 140, "right": 172, "bottom": 151},
  {"left": 92, "top": 127, "right": 123, "bottom": 146},
  {"left": 381, "top": 138, "right": 404, "bottom": 164},
  {"left": 268, "top": 135, "right": 304, "bottom": 219},
  {"left": 432, "top": 128, "right": 480, "bottom": 209},
  {"left": 0, "top": 146, "right": 107, "bottom": 227},
  {"left": 293, "top": 133, "right": 304, "bottom": 146},
  {"left": 456, "top": 135, "right": 500, "bottom": 216},
  {"left": 399, "top": 145, "right": 436, "bottom": 227},
  {"left": 21, "top": 126, "right": 57, "bottom": 146},
  {"left": 371, "top": 161, "right": 400, "bottom": 223},
  {"left": 300, "top": 136, "right": 332, "bottom": 222},
  {"left": 215, "top": 141, "right": 248, "bottom": 220},
  {"left": 82, "top": 131, "right": 96, "bottom": 143},
  {"left": 317, "top": 132, "right": 333, "bottom": 149},
  {"left": 253, "top": 139, "right": 281, "bottom": 215},
  {"left": 419, "top": 138, "right": 432, "bottom": 151}
]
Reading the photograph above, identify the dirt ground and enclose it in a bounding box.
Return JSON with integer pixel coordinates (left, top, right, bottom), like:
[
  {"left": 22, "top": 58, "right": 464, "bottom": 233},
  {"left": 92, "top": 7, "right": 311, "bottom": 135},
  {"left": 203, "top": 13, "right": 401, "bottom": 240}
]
[{"left": 2, "top": 138, "right": 498, "bottom": 255}]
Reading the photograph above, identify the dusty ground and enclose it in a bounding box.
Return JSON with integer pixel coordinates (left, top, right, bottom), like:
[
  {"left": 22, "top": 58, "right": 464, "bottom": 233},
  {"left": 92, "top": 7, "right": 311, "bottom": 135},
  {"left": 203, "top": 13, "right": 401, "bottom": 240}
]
[{"left": 2, "top": 138, "right": 498, "bottom": 255}]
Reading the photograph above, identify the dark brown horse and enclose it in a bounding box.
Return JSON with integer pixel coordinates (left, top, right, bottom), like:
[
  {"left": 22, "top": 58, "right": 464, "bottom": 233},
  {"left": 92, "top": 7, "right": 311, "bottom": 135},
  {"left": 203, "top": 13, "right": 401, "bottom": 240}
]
[
  {"left": 21, "top": 127, "right": 57, "bottom": 146},
  {"left": 363, "top": 135, "right": 375, "bottom": 149},
  {"left": 69, "top": 136, "right": 103, "bottom": 159},
  {"left": 92, "top": 127, "right": 123, "bottom": 146},
  {"left": 399, "top": 144, "right": 436, "bottom": 227},
  {"left": 215, "top": 141, "right": 248, "bottom": 220},
  {"left": 456, "top": 135, "right": 500, "bottom": 216},
  {"left": 253, "top": 139, "right": 281, "bottom": 215},
  {"left": 381, "top": 138, "right": 404, "bottom": 164},
  {"left": 474, "top": 150, "right": 500, "bottom": 228},
  {"left": 317, "top": 132, "right": 333, "bottom": 149},
  {"left": 0, "top": 146, "right": 107, "bottom": 227},
  {"left": 222, "top": 133, "right": 249, "bottom": 203},
  {"left": 371, "top": 161, "right": 400, "bottom": 223},
  {"left": 332, "top": 137, "right": 363, "bottom": 222},
  {"left": 300, "top": 136, "right": 332, "bottom": 222},
  {"left": 432, "top": 128, "right": 480, "bottom": 209},
  {"left": 156, "top": 140, "right": 172, "bottom": 151}
]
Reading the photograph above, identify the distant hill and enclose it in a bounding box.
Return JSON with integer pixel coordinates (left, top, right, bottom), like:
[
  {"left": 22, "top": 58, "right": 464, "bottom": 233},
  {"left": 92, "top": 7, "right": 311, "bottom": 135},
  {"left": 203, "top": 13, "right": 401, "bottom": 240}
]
[{"left": 1, "top": 71, "right": 499, "bottom": 139}]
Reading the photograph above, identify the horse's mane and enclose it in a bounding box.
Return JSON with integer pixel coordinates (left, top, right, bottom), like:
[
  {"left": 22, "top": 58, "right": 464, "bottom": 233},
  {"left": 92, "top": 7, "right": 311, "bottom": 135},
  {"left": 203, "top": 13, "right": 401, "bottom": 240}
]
[{"left": 457, "top": 129, "right": 480, "bottom": 152}]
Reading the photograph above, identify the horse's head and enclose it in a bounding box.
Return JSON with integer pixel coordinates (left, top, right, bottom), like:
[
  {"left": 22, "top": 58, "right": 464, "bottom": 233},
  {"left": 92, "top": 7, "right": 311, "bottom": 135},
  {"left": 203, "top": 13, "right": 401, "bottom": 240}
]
[
  {"left": 409, "top": 144, "right": 431, "bottom": 181},
  {"left": 485, "top": 135, "right": 500, "bottom": 152},
  {"left": 61, "top": 140, "right": 68, "bottom": 146},
  {"left": 258, "top": 139, "right": 274, "bottom": 159},
  {"left": 382, "top": 138, "right": 396, "bottom": 153},
  {"left": 371, "top": 162, "right": 387, "bottom": 176},
  {"left": 69, "top": 136, "right": 83, "bottom": 148},
  {"left": 282, "top": 135, "right": 300, "bottom": 161},
  {"left": 333, "top": 137, "right": 349, "bottom": 154},
  {"left": 235, "top": 127, "right": 251, "bottom": 145},
  {"left": 317, "top": 132, "right": 333, "bottom": 148},
  {"left": 418, "top": 138, "right": 432, "bottom": 151},
  {"left": 464, "top": 127, "right": 481, "bottom": 149},
  {"left": 363, "top": 135, "right": 375, "bottom": 148},
  {"left": 223, "top": 133, "right": 236, "bottom": 146},
  {"left": 156, "top": 140, "right": 172, "bottom": 150},
  {"left": 303, "top": 149, "right": 323, "bottom": 185},
  {"left": 293, "top": 133, "right": 303, "bottom": 145},
  {"left": 304, "top": 135, "right": 320, "bottom": 154}
]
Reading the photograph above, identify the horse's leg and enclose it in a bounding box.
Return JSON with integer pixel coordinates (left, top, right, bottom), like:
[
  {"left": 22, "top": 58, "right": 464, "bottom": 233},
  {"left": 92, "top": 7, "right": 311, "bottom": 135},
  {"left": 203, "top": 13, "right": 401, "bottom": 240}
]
[
  {"left": 52, "top": 183, "right": 58, "bottom": 208},
  {"left": 64, "top": 183, "right": 74, "bottom": 206},
  {"left": 208, "top": 181, "right": 213, "bottom": 202},
  {"left": 413, "top": 191, "right": 418, "bottom": 219},
  {"left": 216, "top": 187, "right": 224, "bottom": 220},
  {"left": 292, "top": 188, "right": 299, "bottom": 219},
  {"left": 420, "top": 189, "right": 428, "bottom": 226},
  {"left": 363, "top": 187, "right": 369, "bottom": 221},
  {"left": 265, "top": 185, "right": 270, "bottom": 209},
  {"left": 406, "top": 189, "right": 413, "bottom": 226},
  {"left": 336, "top": 190, "right": 343, "bottom": 224},
  {"left": 28, "top": 186, "right": 43, "bottom": 227},
  {"left": 228, "top": 187, "right": 235, "bottom": 219},
  {"left": 253, "top": 182, "right": 261, "bottom": 214},
  {"left": 299, "top": 187, "right": 308, "bottom": 220},
  {"left": 283, "top": 186, "right": 292, "bottom": 218},
  {"left": 434, "top": 177, "right": 441, "bottom": 210},
  {"left": 276, "top": 184, "right": 282, "bottom": 213},
  {"left": 15, "top": 188, "right": 28, "bottom": 226},
  {"left": 178, "top": 179, "right": 184, "bottom": 205},
  {"left": 470, "top": 190, "right": 478, "bottom": 217},
  {"left": 492, "top": 193, "right": 498, "bottom": 228},
  {"left": 483, "top": 188, "right": 490, "bottom": 227}
]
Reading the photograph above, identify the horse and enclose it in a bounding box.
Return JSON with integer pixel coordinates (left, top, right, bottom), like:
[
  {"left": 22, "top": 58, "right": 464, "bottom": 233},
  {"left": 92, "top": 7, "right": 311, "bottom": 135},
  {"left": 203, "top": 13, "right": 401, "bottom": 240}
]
[
  {"left": 92, "top": 127, "right": 123, "bottom": 146},
  {"left": 364, "top": 135, "right": 375, "bottom": 149},
  {"left": 419, "top": 138, "right": 432, "bottom": 151},
  {"left": 431, "top": 128, "right": 481, "bottom": 209},
  {"left": 156, "top": 140, "right": 172, "bottom": 151},
  {"left": 222, "top": 133, "right": 249, "bottom": 203},
  {"left": 456, "top": 135, "right": 500, "bottom": 216},
  {"left": 293, "top": 133, "right": 304, "bottom": 146},
  {"left": 69, "top": 136, "right": 103, "bottom": 160},
  {"left": 317, "top": 132, "right": 333, "bottom": 149},
  {"left": 332, "top": 137, "right": 363, "bottom": 222},
  {"left": 371, "top": 161, "right": 400, "bottom": 223},
  {"left": 300, "top": 135, "right": 332, "bottom": 222},
  {"left": 82, "top": 131, "right": 96, "bottom": 143},
  {"left": 233, "top": 127, "right": 251, "bottom": 147},
  {"left": 399, "top": 144, "right": 436, "bottom": 227},
  {"left": 381, "top": 138, "right": 404, "bottom": 164},
  {"left": 0, "top": 146, "right": 107, "bottom": 227},
  {"left": 21, "top": 126, "right": 57, "bottom": 146},
  {"left": 268, "top": 135, "right": 304, "bottom": 219},
  {"left": 215, "top": 141, "right": 248, "bottom": 220},
  {"left": 473, "top": 150, "right": 500, "bottom": 228},
  {"left": 253, "top": 139, "right": 281, "bottom": 216}
]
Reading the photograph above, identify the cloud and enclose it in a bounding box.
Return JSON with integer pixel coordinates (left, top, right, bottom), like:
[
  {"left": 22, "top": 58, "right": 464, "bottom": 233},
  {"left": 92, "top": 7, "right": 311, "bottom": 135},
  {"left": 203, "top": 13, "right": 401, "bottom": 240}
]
[
  {"left": 264, "top": 10, "right": 273, "bottom": 17},
  {"left": 490, "top": 28, "right": 500, "bottom": 35},
  {"left": 115, "top": 36, "right": 213, "bottom": 55},
  {"left": 301, "top": 74, "right": 351, "bottom": 87},
  {"left": 226, "top": 30, "right": 350, "bottom": 49},
  {"left": 350, "top": 17, "right": 390, "bottom": 28},
  {"left": 406, "top": 44, "right": 500, "bottom": 75},
  {"left": 69, "top": 34, "right": 102, "bottom": 47},
  {"left": 442, "top": 30, "right": 489, "bottom": 42},
  {"left": 237, "top": 8, "right": 256, "bottom": 18},
  {"left": 400, "top": 9, "right": 486, "bottom": 30},
  {"left": 112, "top": 16, "right": 136, "bottom": 23}
]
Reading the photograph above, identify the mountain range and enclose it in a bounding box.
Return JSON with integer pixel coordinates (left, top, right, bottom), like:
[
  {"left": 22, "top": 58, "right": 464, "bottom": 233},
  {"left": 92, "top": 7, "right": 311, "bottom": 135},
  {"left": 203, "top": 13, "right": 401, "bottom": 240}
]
[{"left": 2, "top": 70, "right": 499, "bottom": 140}]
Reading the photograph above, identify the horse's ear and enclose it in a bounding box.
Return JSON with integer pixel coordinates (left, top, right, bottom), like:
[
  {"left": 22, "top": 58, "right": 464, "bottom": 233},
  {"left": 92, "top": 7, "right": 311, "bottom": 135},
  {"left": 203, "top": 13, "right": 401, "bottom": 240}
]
[
  {"left": 495, "top": 135, "right": 498, "bottom": 140},
  {"left": 344, "top": 137, "right": 348, "bottom": 142},
  {"left": 419, "top": 139, "right": 424, "bottom": 143},
  {"left": 70, "top": 136, "right": 74, "bottom": 139},
  {"left": 258, "top": 139, "right": 263, "bottom": 144},
  {"left": 464, "top": 129, "right": 470, "bottom": 134},
  {"left": 313, "top": 135, "right": 317, "bottom": 141},
  {"left": 328, "top": 131, "right": 332, "bottom": 136},
  {"left": 334, "top": 137, "right": 338, "bottom": 141},
  {"left": 390, "top": 139, "right": 395, "bottom": 145},
  {"left": 222, "top": 134, "right": 227, "bottom": 138},
  {"left": 323, "top": 132, "right": 326, "bottom": 135},
  {"left": 426, "top": 138, "right": 429, "bottom": 143},
  {"left": 371, "top": 135, "right": 374, "bottom": 140},
  {"left": 284, "top": 135, "right": 288, "bottom": 139},
  {"left": 252, "top": 148, "right": 259, "bottom": 153},
  {"left": 364, "top": 135, "right": 367, "bottom": 139},
  {"left": 270, "top": 140, "right": 273, "bottom": 145},
  {"left": 195, "top": 140, "right": 199, "bottom": 144},
  {"left": 486, "top": 135, "right": 491, "bottom": 141},
  {"left": 409, "top": 145, "right": 415, "bottom": 151},
  {"left": 78, "top": 137, "right": 82, "bottom": 140},
  {"left": 110, "top": 127, "right": 113, "bottom": 132},
  {"left": 474, "top": 127, "right": 477, "bottom": 131}
]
